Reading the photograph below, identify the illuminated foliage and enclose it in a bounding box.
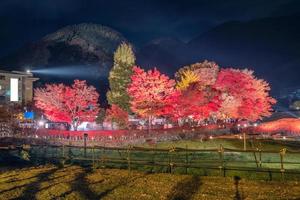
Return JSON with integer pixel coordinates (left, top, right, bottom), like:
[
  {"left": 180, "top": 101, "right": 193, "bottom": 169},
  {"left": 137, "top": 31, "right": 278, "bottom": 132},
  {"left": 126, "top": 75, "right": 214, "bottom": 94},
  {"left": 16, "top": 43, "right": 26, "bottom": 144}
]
[
  {"left": 172, "top": 61, "right": 221, "bottom": 122},
  {"left": 165, "top": 83, "right": 221, "bottom": 122},
  {"left": 214, "top": 68, "right": 276, "bottom": 121},
  {"left": 107, "top": 42, "right": 135, "bottom": 112},
  {"left": 129, "top": 63, "right": 275, "bottom": 124},
  {"left": 175, "top": 60, "right": 219, "bottom": 89},
  {"left": 127, "top": 66, "right": 176, "bottom": 121},
  {"left": 105, "top": 104, "right": 129, "bottom": 129},
  {"left": 176, "top": 70, "right": 199, "bottom": 90},
  {"left": 257, "top": 118, "right": 300, "bottom": 134},
  {"left": 34, "top": 80, "right": 100, "bottom": 130}
]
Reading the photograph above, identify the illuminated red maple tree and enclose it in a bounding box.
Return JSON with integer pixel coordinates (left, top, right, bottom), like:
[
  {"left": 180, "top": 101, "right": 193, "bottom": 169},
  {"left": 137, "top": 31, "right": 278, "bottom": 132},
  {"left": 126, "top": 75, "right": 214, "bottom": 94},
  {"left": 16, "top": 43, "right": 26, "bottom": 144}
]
[
  {"left": 127, "top": 66, "right": 176, "bottom": 126},
  {"left": 164, "top": 82, "right": 221, "bottom": 123},
  {"left": 34, "top": 80, "right": 100, "bottom": 130},
  {"left": 214, "top": 68, "right": 276, "bottom": 121},
  {"left": 105, "top": 104, "right": 129, "bottom": 129}
]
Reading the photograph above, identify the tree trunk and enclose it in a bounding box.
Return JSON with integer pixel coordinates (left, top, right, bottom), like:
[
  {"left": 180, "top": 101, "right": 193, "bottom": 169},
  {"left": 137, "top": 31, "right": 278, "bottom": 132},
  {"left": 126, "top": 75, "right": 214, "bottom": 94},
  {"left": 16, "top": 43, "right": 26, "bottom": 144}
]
[
  {"left": 148, "top": 116, "right": 152, "bottom": 134},
  {"left": 72, "top": 122, "right": 78, "bottom": 131}
]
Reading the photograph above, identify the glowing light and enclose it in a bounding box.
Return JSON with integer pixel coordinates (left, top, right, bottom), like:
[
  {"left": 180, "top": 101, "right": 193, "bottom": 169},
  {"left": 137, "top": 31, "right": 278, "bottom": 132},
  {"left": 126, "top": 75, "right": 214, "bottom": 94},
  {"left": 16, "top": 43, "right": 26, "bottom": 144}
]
[
  {"left": 26, "top": 69, "right": 31, "bottom": 74},
  {"left": 209, "top": 135, "right": 213, "bottom": 139},
  {"left": 38, "top": 120, "right": 45, "bottom": 127},
  {"left": 31, "top": 65, "right": 107, "bottom": 79},
  {"left": 283, "top": 136, "right": 286, "bottom": 140},
  {"left": 253, "top": 123, "right": 258, "bottom": 127},
  {"left": 257, "top": 118, "right": 300, "bottom": 135}
]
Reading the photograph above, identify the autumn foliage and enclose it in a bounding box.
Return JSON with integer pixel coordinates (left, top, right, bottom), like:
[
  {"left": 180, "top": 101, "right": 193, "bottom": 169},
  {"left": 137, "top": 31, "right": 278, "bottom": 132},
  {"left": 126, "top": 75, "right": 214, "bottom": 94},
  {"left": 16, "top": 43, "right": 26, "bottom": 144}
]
[
  {"left": 128, "top": 61, "right": 276, "bottom": 124},
  {"left": 34, "top": 60, "right": 276, "bottom": 130},
  {"left": 127, "top": 66, "right": 176, "bottom": 121},
  {"left": 214, "top": 68, "right": 276, "bottom": 121},
  {"left": 105, "top": 104, "right": 129, "bottom": 129},
  {"left": 34, "top": 80, "right": 100, "bottom": 130}
]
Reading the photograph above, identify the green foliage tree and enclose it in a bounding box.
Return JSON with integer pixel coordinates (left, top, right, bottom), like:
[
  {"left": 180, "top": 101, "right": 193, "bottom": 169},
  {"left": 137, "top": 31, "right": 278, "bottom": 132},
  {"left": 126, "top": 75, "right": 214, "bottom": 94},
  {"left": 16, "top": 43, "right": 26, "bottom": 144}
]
[{"left": 107, "top": 42, "right": 135, "bottom": 112}]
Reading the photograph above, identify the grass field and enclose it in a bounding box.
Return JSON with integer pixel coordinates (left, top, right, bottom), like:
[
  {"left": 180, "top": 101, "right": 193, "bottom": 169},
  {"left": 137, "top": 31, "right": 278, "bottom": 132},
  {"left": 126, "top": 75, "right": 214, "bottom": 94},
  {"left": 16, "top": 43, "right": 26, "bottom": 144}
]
[
  {"left": 1, "top": 164, "right": 300, "bottom": 200},
  {"left": 139, "top": 138, "right": 300, "bottom": 151}
]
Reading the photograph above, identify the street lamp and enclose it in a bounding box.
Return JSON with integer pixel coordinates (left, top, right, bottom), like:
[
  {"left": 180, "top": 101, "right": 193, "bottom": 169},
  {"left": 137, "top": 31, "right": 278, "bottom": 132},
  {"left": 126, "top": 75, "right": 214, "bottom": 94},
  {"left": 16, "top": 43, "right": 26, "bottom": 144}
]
[{"left": 242, "top": 124, "right": 248, "bottom": 151}]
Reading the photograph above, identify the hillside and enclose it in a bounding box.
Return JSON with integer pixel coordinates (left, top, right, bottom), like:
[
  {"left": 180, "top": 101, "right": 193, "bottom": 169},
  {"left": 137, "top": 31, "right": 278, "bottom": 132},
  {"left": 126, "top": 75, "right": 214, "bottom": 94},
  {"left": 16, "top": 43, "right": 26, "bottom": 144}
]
[{"left": 0, "top": 23, "right": 128, "bottom": 70}]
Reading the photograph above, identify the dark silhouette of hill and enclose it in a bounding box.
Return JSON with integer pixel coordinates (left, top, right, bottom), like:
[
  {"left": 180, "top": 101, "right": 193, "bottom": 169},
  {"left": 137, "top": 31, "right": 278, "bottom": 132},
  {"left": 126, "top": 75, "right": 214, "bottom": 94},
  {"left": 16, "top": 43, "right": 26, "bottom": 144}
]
[{"left": 0, "top": 23, "right": 128, "bottom": 71}]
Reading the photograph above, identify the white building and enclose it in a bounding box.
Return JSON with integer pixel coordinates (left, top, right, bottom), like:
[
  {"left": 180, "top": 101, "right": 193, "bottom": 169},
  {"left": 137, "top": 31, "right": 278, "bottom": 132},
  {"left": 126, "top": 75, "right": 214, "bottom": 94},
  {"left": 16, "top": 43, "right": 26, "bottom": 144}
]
[{"left": 0, "top": 70, "right": 38, "bottom": 105}]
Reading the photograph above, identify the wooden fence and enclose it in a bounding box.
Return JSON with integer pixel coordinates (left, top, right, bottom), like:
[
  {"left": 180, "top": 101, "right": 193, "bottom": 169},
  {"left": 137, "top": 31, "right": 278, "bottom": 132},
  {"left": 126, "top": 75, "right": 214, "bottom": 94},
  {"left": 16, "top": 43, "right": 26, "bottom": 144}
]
[{"left": 6, "top": 144, "right": 299, "bottom": 181}]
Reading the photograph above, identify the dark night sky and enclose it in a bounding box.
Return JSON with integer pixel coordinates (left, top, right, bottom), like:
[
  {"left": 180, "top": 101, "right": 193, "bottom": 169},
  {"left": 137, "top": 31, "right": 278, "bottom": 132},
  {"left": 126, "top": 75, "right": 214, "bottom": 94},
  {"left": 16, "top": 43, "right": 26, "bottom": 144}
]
[
  {"left": 1, "top": 0, "right": 300, "bottom": 98},
  {"left": 0, "top": 0, "right": 296, "bottom": 57}
]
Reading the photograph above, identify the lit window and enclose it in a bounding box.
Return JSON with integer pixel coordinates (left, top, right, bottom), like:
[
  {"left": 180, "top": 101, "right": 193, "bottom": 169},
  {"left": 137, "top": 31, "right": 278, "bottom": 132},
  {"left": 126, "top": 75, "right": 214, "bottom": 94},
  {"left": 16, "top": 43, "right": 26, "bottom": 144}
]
[{"left": 10, "top": 78, "right": 19, "bottom": 102}]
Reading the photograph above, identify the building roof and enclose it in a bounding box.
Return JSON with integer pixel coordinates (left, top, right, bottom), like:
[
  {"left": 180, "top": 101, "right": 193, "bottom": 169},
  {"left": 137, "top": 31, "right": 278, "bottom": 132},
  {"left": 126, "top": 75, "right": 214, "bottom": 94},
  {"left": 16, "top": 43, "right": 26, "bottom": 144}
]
[{"left": 0, "top": 70, "right": 39, "bottom": 81}]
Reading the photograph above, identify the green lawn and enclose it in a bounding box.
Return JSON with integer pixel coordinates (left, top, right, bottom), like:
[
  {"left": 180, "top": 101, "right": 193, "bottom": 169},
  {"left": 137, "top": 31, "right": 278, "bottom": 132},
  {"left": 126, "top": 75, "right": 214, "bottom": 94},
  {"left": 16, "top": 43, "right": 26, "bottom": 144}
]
[
  {"left": 1, "top": 164, "right": 300, "bottom": 200},
  {"left": 139, "top": 138, "right": 300, "bottom": 152}
]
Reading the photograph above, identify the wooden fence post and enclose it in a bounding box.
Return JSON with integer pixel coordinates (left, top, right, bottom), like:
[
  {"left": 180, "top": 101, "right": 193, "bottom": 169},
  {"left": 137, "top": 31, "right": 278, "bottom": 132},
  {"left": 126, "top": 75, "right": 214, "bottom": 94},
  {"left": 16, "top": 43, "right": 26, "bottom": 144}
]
[
  {"left": 243, "top": 132, "right": 247, "bottom": 151},
  {"left": 101, "top": 147, "right": 106, "bottom": 169},
  {"left": 185, "top": 145, "right": 188, "bottom": 174},
  {"left": 253, "top": 148, "right": 259, "bottom": 168},
  {"left": 62, "top": 144, "right": 65, "bottom": 158},
  {"left": 259, "top": 148, "right": 262, "bottom": 168},
  {"left": 61, "top": 144, "right": 65, "bottom": 166},
  {"left": 152, "top": 146, "right": 156, "bottom": 173},
  {"left": 83, "top": 133, "right": 88, "bottom": 158},
  {"left": 169, "top": 147, "right": 175, "bottom": 173},
  {"left": 218, "top": 144, "right": 224, "bottom": 176},
  {"left": 127, "top": 145, "right": 132, "bottom": 174},
  {"left": 92, "top": 145, "right": 95, "bottom": 169},
  {"left": 280, "top": 148, "right": 286, "bottom": 181}
]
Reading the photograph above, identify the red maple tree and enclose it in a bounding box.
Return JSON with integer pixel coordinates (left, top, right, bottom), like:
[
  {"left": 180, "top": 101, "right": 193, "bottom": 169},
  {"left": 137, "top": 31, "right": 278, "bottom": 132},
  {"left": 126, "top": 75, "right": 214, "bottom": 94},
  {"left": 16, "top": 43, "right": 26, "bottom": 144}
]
[
  {"left": 105, "top": 104, "right": 129, "bottom": 129},
  {"left": 127, "top": 66, "right": 176, "bottom": 126},
  {"left": 214, "top": 68, "right": 276, "bottom": 121},
  {"left": 34, "top": 80, "right": 100, "bottom": 130},
  {"left": 164, "top": 82, "right": 221, "bottom": 123}
]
